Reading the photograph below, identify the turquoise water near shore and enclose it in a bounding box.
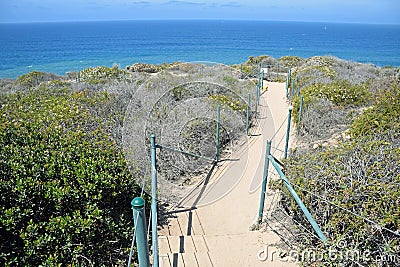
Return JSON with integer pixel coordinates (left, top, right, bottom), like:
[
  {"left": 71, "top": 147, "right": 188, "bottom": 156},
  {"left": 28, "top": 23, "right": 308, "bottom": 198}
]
[{"left": 0, "top": 20, "right": 399, "bottom": 78}]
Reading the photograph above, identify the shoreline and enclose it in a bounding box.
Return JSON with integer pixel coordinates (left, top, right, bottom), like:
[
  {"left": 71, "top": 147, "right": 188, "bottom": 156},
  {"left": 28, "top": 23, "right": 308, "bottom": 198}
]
[{"left": 1, "top": 55, "right": 399, "bottom": 80}]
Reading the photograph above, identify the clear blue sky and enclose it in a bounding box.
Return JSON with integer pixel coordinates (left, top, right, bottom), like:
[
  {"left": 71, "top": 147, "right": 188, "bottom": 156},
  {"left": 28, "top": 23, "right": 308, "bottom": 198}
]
[{"left": 0, "top": 0, "right": 399, "bottom": 24}]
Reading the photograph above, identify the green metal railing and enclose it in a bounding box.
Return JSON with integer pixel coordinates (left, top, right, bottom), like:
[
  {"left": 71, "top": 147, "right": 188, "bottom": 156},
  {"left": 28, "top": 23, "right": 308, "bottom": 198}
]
[
  {"left": 284, "top": 106, "right": 293, "bottom": 159},
  {"left": 297, "top": 95, "right": 304, "bottom": 134},
  {"left": 215, "top": 105, "right": 221, "bottom": 162},
  {"left": 131, "top": 197, "right": 150, "bottom": 267},
  {"left": 258, "top": 141, "right": 271, "bottom": 223},
  {"left": 150, "top": 134, "right": 159, "bottom": 267},
  {"left": 246, "top": 93, "right": 251, "bottom": 136},
  {"left": 268, "top": 155, "right": 327, "bottom": 243},
  {"left": 257, "top": 138, "right": 327, "bottom": 243}
]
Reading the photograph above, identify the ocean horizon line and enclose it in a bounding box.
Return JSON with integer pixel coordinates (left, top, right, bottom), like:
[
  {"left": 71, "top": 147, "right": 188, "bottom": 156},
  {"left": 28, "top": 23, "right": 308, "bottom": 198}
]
[{"left": 1, "top": 19, "right": 399, "bottom": 26}]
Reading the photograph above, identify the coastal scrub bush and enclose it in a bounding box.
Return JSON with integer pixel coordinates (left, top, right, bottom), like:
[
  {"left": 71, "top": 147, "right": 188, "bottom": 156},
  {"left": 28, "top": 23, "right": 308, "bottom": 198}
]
[
  {"left": 278, "top": 56, "right": 303, "bottom": 68},
  {"left": 294, "top": 98, "right": 350, "bottom": 140},
  {"left": 222, "top": 75, "right": 237, "bottom": 87},
  {"left": 281, "top": 130, "right": 400, "bottom": 266},
  {"left": 235, "top": 64, "right": 255, "bottom": 76},
  {"left": 246, "top": 55, "right": 275, "bottom": 65},
  {"left": 294, "top": 56, "right": 337, "bottom": 85},
  {"left": 0, "top": 86, "right": 142, "bottom": 266},
  {"left": 277, "top": 66, "right": 400, "bottom": 266},
  {"left": 293, "top": 56, "right": 382, "bottom": 90},
  {"left": 332, "top": 60, "right": 377, "bottom": 85},
  {"left": 15, "top": 71, "right": 63, "bottom": 88},
  {"left": 232, "top": 59, "right": 260, "bottom": 78},
  {"left": 350, "top": 83, "right": 400, "bottom": 137},
  {"left": 291, "top": 80, "right": 371, "bottom": 139},
  {"left": 126, "top": 63, "right": 162, "bottom": 73},
  {"left": 303, "top": 56, "right": 336, "bottom": 68},
  {"left": 295, "top": 65, "right": 337, "bottom": 87},
  {"left": 0, "top": 79, "right": 14, "bottom": 95},
  {"left": 208, "top": 94, "right": 247, "bottom": 112},
  {"left": 298, "top": 80, "right": 371, "bottom": 107},
  {"left": 79, "top": 66, "right": 130, "bottom": 84},
  {"left": 234, "top": 55, "right": 281, "bottom": 78}
]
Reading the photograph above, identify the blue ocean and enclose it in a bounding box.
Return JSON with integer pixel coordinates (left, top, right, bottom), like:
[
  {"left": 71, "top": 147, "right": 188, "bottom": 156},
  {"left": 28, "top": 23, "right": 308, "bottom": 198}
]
[{"left": 0, "top": 20, "right": 399, "bottom": 78}]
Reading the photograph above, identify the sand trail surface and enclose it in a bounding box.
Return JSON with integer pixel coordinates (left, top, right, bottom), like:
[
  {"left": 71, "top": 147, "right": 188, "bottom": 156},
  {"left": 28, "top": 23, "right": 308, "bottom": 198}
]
[{"left": 157, "top": 82, "right": 298, "bottom": 267}]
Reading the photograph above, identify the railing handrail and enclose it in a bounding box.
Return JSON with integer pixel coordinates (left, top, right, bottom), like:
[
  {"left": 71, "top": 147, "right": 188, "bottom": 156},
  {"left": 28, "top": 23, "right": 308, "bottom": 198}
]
[{"left": 268, "top": 154, "right": 327, "bottom": 243}]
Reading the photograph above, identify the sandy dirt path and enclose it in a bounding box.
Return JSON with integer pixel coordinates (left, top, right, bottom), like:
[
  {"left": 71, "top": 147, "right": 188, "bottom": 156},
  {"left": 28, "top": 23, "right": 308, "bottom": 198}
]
[{"left": 158, "top": 82, "right": 298, "bottom": 267}]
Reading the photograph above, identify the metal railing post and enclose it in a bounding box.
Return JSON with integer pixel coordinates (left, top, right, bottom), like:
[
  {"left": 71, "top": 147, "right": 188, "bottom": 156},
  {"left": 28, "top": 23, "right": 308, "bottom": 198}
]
[
  {"left": 284, "top": 106, "right": 293, "bottom": 159},
  {"left": 246, "top": 93, "right": 251, "bottom": 136},
  {"left": 291, "top": 79, "right": 294, "bottom": 97},
  {"left": 215, "top": 105, "right": 221, "bottom": 162},
  {"left": 286, "top": 68, "right": 291, "bottom": 97},
  {"left": 131, "top": 197, "right": 150, "bottom": 267},
  {"left": 150, "top": 134, "right": 159, "bottom": 267},
  {"left": 297, "top": 95, "right": 304, "bottom": 134},
  {"left": 268, "top": 156, "right": 327, "bottom": 243},
  {"left": 286, "top": 74, "right": 289, "bottom": 97},
  {"left": 255, "top": 83, "right": 260, "bottom": 116},
  {"left": 261, "top": 69, "right": 264, "bottom": 90},
  {"left": 258, "top": 140, "right": 272, "bottom": 223}
]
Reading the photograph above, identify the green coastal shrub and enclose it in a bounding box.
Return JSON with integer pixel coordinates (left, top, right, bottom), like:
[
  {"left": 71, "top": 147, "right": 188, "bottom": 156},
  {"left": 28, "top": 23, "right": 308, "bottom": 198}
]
[
  {"left": 300, "top": 80, "right": 371, "bottom": 107},
  {"left": 278, "top": 56, "right": 303, "bottom": 68},
  {"left": 0, "top": 86, "right": 142, "bottom": 266},
  {"left": 293, "top": 97, "right": 352, "bottom": 140},
  {"left": 222, "top": 75, "right": 238, "bottom": 87},
  {"left": 208, "top": 94, "right": 247, "bottom": 112},
  {"left": 350, "top": 83, "right": 400, "bottom": 137},
  {"left": 79, "top": 66, "right": 129, "bottom": 84},
  {"left": 282, "top": 131, "right": 400, "bottom": 266},
  {"left": 15, "top": 71, "right": 62, "bottom": 88},
  {"left": 126, "top": 63, "right": 162, "bottom": 73},
  {"left": 246, "top": 55, "right": 273, "bottom": 65},
  {"left": 291, "top": 80, "right": 371, "bottom": 136},
  {"left": 239, "top": 64, "right": 255, "bottom": 75}
]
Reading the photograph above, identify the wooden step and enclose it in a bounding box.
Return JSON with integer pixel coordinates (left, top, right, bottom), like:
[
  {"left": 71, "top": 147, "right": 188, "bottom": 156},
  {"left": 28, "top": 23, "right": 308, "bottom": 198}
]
[
  {"left": 193, "top": 252, "right": 214, "bottom": 267},
  {"left": 159, "top": 236, "right": 171, "bottom": 255},
  {"left": 159, "top": 253, "right": 172, "bottom": 267},
  {"left": 192, "top": 235, "right": 209, "bottom": 253},
  {"left": 181, "top": 252, "right": 198, "bottom": 266},
  {"left": 170, "top": 253, "right": 184, "bottom": 267},
  {"left": 169, "top": 235, "right": 196, "bottom": 254},
  {"left": 159, "top": 209, "right": 205, "bottom": 237},
  {"left": 163, "top": 252, "right": 213, "bottom": 267},
  {"left": 187, "top": 210, "right": 206, "bottom": 236},
  {"left": 158, "top": 234, "right": 209, "bottom": 254}
]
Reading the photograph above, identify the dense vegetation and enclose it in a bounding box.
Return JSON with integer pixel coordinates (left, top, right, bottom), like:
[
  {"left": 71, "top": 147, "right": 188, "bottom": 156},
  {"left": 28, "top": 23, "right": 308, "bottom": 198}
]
[
  {"left": 273, "top": 56, "right": 400, "bottom": 266},
  {"left": 0, "top": 69, "right": 145, "bottom": 266}
]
